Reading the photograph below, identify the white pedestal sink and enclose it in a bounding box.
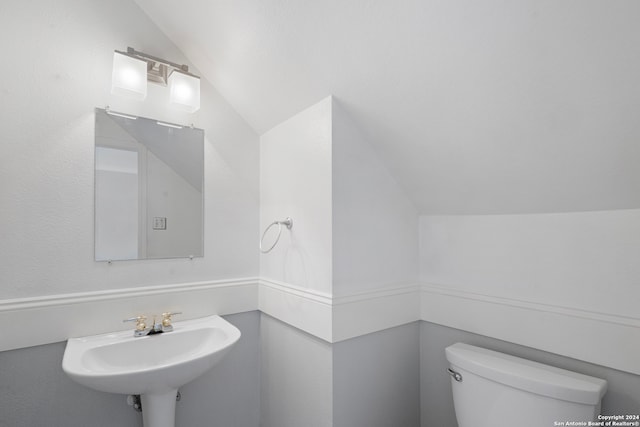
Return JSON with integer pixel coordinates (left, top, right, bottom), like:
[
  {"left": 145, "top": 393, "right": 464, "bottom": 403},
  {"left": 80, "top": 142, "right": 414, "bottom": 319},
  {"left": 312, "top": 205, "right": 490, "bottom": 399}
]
[{"left": 62, "top": 314, "right": 241, "bottom": 427}]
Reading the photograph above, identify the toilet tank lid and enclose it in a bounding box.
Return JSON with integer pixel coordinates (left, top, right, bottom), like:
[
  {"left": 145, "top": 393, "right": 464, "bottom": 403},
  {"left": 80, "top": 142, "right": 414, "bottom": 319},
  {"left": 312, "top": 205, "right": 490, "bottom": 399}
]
[{"left": 445, "top": 343, "right": 607, "bottom": 405}]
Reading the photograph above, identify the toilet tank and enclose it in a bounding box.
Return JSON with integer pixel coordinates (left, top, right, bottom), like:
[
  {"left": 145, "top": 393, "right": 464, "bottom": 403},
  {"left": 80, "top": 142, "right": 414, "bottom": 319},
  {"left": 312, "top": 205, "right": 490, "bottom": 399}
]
[{"left": 445, "top": 343, "right": 607, "bottom": 427}]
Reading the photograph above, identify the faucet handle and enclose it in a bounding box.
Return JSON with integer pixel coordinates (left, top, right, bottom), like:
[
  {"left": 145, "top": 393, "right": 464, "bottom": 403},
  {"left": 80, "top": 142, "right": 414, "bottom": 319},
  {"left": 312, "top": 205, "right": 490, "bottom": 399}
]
[
  {"left": 161, "top": 312, "right": 182, "bottom": 329},
  {"left": 123, "top": 315, "right": 148, "bottom": 331}
]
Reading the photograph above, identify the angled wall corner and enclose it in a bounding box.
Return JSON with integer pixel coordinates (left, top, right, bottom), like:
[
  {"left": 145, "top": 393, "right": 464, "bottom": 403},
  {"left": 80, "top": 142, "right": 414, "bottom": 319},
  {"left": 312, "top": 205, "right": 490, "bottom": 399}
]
[
  {"left": 258, "top": 96, "right": 421, "bottom": 427},
  {"left": 258, "top": 95, "right": 420, "bottom": 338}
]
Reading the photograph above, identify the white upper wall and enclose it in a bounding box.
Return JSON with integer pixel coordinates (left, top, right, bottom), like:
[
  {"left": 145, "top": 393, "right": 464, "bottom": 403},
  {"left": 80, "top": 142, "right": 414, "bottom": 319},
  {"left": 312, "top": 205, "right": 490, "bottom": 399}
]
[
  {"left": 260, "top": 97, "right": 333, "bottom": 294},
  {"left": 332, "top": 100, "right": 418, "bottom": 295},
  {"left": 418, "top": 209, "right": 640, "bottom": 374},
  {"left": 419, "top": 209, "right": 640, "bottom": 319},
  {"left": 0, "top": 0, "right": 259, "bottom": 299},
  {"left": 136, "top": 0, "right": 640, "bottom": 215}
]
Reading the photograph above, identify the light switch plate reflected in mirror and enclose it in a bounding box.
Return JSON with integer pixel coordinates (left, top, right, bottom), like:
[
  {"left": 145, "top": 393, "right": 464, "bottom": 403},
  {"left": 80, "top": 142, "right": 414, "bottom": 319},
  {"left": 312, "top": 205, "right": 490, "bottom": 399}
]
[{"left": 153, "top": 217, "right": 167, "bottom": 230}]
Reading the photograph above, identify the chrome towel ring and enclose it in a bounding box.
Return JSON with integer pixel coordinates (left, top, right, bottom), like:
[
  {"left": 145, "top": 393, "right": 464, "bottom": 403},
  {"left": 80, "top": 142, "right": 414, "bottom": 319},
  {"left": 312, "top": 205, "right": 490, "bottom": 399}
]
[{"left": 260, "top": 217, "right": 293, "bottom": 254}]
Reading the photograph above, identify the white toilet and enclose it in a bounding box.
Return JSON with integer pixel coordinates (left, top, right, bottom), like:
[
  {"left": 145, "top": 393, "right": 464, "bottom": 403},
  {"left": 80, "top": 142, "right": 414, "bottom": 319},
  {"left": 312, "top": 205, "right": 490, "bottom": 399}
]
[{"left": 445, "top": 343, "right": 607, "bottom": 427}]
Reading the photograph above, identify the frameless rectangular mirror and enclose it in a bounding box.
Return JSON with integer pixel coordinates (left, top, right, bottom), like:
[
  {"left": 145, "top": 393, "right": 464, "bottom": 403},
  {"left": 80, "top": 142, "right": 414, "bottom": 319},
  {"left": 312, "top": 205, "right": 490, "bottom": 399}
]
[{"left": 94, "top": 108, "right": 204, "bottom": 261}]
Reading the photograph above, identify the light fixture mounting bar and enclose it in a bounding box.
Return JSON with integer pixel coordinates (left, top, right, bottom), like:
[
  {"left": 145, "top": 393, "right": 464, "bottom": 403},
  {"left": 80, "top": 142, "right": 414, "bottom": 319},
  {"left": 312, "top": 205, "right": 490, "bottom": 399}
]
[
  {"left": 126, "top": 47, "right": 192, "bottom": 74},
  {"left": 115, "top": 47, "right": 197, "bottom": 86}
]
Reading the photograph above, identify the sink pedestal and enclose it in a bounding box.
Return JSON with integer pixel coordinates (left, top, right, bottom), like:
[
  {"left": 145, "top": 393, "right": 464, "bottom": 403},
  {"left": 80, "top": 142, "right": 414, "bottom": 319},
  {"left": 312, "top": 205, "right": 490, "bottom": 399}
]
[{"left": 141, "top": 390, "right": 178, "bottom": 427}]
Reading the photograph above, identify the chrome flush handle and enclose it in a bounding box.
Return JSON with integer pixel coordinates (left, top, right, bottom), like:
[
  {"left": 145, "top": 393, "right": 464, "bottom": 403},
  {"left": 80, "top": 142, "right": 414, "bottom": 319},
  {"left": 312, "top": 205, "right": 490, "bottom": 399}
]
[{"left": 447, "top": 368, "right": 463, "bottom": 382}]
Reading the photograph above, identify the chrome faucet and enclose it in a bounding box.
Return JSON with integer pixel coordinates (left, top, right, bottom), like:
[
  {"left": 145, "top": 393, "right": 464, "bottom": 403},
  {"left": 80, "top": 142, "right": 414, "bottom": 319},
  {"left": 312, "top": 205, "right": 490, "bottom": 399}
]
[{"left": 124, "top": 312, "right": 182, "bottom": 337}]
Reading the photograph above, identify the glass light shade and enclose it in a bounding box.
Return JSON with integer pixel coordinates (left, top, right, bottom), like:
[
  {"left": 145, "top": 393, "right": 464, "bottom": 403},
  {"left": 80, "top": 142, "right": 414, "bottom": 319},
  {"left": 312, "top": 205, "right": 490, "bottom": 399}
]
[
  {"left": 111, "top": 51, "right": 147, "bottom": 100},
  {"left": 169, "top": 70, "right": 200, "bottom": 113}
]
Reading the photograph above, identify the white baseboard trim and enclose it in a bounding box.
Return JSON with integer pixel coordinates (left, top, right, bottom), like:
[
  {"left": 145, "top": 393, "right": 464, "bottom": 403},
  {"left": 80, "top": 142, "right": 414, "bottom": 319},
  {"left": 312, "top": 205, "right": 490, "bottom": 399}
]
[
  {"left": 0, "top": 278, "right": 259, "bottom": 352},
  {"left": 420, "top": 283, "right": 640, "bottom": 375}
]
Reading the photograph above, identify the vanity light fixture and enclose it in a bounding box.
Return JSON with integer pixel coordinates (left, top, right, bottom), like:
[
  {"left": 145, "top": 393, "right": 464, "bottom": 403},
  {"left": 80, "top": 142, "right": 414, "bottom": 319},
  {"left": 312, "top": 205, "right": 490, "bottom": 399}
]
[{"left": 111, "top": 47, "right": 201, "bottom": 113}]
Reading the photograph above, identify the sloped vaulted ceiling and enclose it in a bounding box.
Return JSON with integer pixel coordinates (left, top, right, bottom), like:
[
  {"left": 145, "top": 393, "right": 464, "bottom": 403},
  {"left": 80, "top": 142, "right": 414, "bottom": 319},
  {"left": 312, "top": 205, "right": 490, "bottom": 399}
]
[{"left": 135, "top": 0, "right": 640, "bottom": 215}]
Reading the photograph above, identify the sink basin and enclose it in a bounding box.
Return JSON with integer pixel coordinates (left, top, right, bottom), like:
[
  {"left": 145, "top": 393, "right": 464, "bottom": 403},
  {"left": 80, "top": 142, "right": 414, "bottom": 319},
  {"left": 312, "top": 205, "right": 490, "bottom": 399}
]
[{"left": 62, "top": 314, "right": 240, "bottom": 427}]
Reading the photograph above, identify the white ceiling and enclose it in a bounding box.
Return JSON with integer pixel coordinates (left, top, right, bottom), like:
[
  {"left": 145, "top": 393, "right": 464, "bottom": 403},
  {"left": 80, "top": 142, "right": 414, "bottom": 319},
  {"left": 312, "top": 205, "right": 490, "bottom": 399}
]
[{"left": 135, "top": 0, "right": 640, "bottom": 215}]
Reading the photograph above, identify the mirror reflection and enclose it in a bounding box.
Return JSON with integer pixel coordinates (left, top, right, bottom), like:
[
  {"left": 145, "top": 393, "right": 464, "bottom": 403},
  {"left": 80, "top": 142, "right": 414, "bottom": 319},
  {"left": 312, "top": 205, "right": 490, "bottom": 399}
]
[{"left": 94, "top": 108, "right": 204, "bottom": 261}]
